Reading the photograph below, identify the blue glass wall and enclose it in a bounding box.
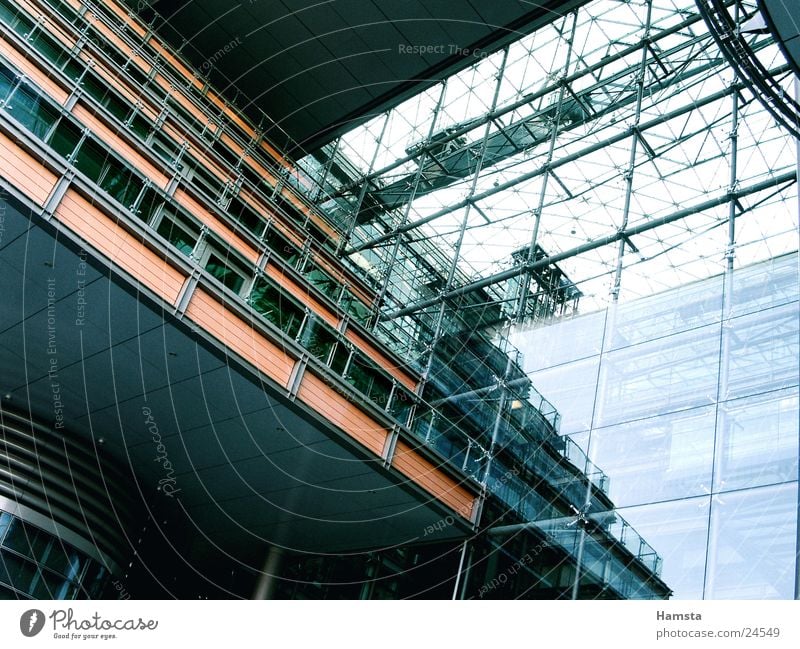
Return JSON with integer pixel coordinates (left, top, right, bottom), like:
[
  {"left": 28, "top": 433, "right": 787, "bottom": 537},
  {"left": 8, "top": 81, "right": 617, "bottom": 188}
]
[{"left": 512, "top": 253, "right": 800, "bottom": 599}]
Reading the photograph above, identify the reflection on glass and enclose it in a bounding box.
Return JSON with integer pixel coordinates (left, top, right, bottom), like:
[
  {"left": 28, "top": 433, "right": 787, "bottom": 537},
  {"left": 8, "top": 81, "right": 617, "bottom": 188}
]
[
  {"left": 513, "top": 309, "right": 606, "bottom": 371},
  {"left": 619, "top": 497, "right": 710, "bottom": 599},
  {"left": 596, "top": 323, "right": 720, "bottom": 427},
  {"left": 205, "top": 254, "right": 245, "bottom": 293},
  {"left": 608, "top": 275, "right": 723, "bottom": 350},
  {"left": 528, "top": 356, "right": 599, "bottom": 435},
  {"left": 590, "top": 406, "right": 715, "bottom": 507},
  {"left": 7, "top": 84, "right": 58, "bottom": 139},
  {"left": 705, "top": 482, "right": 798, "bottom": 599},
  {"left": 725, "top": 302, "right": 799, "bottom": 400},
  {"left": 714, "top": 388, "right": 799, "bottom": 492},
  {"left": 729, "top": 253, "right": 799, "bottom": 318}
]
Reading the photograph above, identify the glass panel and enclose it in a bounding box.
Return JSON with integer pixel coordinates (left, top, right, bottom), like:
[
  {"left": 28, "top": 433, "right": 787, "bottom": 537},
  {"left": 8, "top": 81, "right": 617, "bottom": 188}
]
[
  {"left": 714, "top": 388, "right": 799, "bottom": 492},
  {"left": 249, "top": 278, "right": 304, "bottom": 338},
  {"left": 0, "top": 0, "right": 34, "bottom": 35},
  {"left": 47, "top": 118, "right": 83, "bottom": 158},
  {"left": 134, "top": 187, "right": 163, "bottom": 223},
  {"left": 618, "top": 497, "right": 710, "bottom": 600},
  {"left": 730, "top": 252, "right": 799, "bottom": 318},
  {"left": 156, "top": 212, "right": 198, "bottom": 256},
  {"left": 62, "top": 58, "right": 84, "bottom": 82},
  {"left": 6, "top": 84, "right": 57, "bottom": 139},
  {"left": 609, "top": 276, "right": 724, "bottom": 350},
  {"left": 298, "top": 318, "right": 337, "bottom": 362},
  {"left": 304, "top": 263, "right": 340, "bottom": 300},
  {"left": 0, "top": 61, "right": 16, "bottom": 102},
  {"left": 74, "top": 137, "right": 109, "bottom": 182},
  {"left": 596, "top": 322, "right": 721, "bottom": 427},
  {"left": 341, "top": 291, "right": 372, "bottom": 325},
  {"left": 705, "top": 482, "right": 798, "bottom": 599},
  {"left": 82, "top": 73, "right": 130, "bottom": 122},
  {"left": 227, "top": 196, "right": 265, "bottom": 236},
  {"left": 205, "top": 254, "right": 245, "bottom": 293},
  {"left": 265, "top": 227, "right": 302, "bottom": 267},
  {"left": 527, "top": 356, "right": 599, "bottom": 435},
  {"left": 100, "top": 159, "right": 142, "bottom": 207},
  {"left": 151, "top": 131, "right": 183, "bottom": 167},
  {"left": 0, "top": 582, "right": 21, "bottom": 599},
  {"left": 0, "top": 551, "right": 40, "bottom": 595},
  {"left": 129, "top": 113, "right": 150, "bottom": 139},
  {"left": 725, "top": 302, "right": 800, "bottom": 400},
  {"left": 513, "top": 309, "right": 607, "bottom": 371},
  {"left": 329, "top": 344, "right": 350, "bottom": 375},
  {"left": 0, "top": 512, "right": 10, "bottom": 544},
  {"left": 346, "top": 353, "right": 392, "bottom": 406},
  {"left": 389, "top": 387, "right": 414, "bottom": 425},
  {"left": 29, "top": 29, "right": 70, "bottom": 69},
  {"left": 589, "top": 405, "right": 716, "bottom": 507}
]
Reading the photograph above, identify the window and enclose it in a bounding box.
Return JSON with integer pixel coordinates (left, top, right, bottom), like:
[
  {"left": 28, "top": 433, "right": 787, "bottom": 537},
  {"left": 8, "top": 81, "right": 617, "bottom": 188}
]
[
  {"left": 346, "top": 353, "right": 393, "bottom": 407},
  {"left": 73, "top": 137, "right": 109, "bottom": 181},
  {"left": 45, "top": 118, "right": 82, "bottom": 158},
  {"left": 134, "top": 186, "right": 163, "bottom": 223},
  {"left": 156, "top": 210, "right": 198, "bottom": 256},
  {"left": 28, "top": 29, "right": 71, "bottom": 70},
  {"left": 6, "top": 83, "right": 57, "bottom": 139},
  {"left": 264, "top": 226, "right": 302, "bottom": 267},
  {"left": 341, "top": 291, "right": 372, "bottom": 325},
  {"left": 99, "top": 159, "right": 142, "bottom": 207},
  {"left": 81, "top": 73, "right": 131, "bottom": 123},
  {"left": 204, "top": 253, "right": 245, "bottom": 293},
  {"left": 227, "top": 195, "right": 265, "bottom": 236},
  {"left": 249, "top": 277, "right": 304, "bottom": 338},
  {"left": 298, "top": 318, "right": 337, "bottom": 363},
  {"left": 0, "top": 61, "right": 16, "bottom": 102},
  {"left": 304, "top": 262, "right": 341, "bottom": 300}
]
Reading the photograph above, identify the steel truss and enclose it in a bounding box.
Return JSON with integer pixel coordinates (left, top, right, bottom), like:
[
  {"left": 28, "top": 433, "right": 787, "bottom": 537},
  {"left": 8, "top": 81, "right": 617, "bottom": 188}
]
[{"left": 299, "top": 0, "right": 797, "bottom": 328}]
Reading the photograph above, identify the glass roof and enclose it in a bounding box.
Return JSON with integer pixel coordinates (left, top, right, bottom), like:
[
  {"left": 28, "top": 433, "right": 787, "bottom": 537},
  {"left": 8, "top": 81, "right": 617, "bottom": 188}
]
[{"left": 301, "top": 0, "right": 798, "bottom": 314}]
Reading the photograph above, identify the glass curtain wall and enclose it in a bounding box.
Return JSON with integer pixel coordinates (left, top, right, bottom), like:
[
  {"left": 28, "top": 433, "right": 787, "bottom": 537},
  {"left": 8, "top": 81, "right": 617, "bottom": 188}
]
[{"left": 512, "top": 252, "right": 800, "bottom": 599}]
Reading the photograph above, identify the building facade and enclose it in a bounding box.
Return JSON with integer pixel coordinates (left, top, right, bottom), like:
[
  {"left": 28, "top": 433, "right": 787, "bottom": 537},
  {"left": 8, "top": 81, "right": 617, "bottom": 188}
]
[
  {"left": 514, "top": 253, "right": 800, "bottom": 599},
  {"left": 0, "top": 0, "right": 671, "bottom": 599}
]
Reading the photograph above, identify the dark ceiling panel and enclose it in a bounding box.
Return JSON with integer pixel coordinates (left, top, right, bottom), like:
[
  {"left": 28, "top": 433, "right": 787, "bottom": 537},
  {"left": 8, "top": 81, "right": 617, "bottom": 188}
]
[{"left": 126, "top": 0, "right": 590, "bottom": 154}]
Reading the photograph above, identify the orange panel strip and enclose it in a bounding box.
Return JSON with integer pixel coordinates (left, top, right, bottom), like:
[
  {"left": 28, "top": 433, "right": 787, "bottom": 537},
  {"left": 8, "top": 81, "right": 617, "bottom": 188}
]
[
  {"left": 172, "top": 189, "right": 259, "bottom": 264},
  {"left": 54, "top": 189, "right": 185, "bottom": 303},
  {"left": 0, "top": 35, "right": 69, "bottom": 106},
  {"left": 296, "top": 372, "right": 388, "bottom": 456},
  {"left": 185, "top": 288, "right": 295, "bottom": 385},
  {"left": 0, "top": 132, "right": 58, "bottom": 206},
  {"left": 392, "top": 440, "right": 475, "bottom": 520},
  {"left": 99, "top": 0, "right": 147, "bottom": 38}
]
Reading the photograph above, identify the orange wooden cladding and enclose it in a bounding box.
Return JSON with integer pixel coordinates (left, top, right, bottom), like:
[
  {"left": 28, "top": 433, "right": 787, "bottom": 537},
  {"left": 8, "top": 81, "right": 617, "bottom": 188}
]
[
  {"left": 260, "top": 140, "right": 292, "bottom": 171},
  {"left": 296, "top": 372, "right": 388, "bottom": 456},
  {"left": 185, "top": 288, "right": 295, "bottom": 385},
  {"left": 264, "top": 265, "right": 340, "bottom": 328},
  {"left": 0, "top": 132, "right": 58, "bottom": 206},
  {"left": 71, "top": 103, "right": 170, "bottom": 189},
  {"left": 55, "top": 190, "right": 186, "bottom": 303},
  {"left": 392, "top": 440, "right": 476, "bottom": 520},
  {"left": 150, "top": 40, "right": 203, "bottom": 92},
  {"left": 345, "top": 330, "right": 417, "bottom": 391},
  {"left": 172, "top": 189, "right": 260, "bottom": 264},
  {"left": 184, "top": 141, "right": 233, "bottom": 188},
  {"left": 209, "top": 92, "right": 256, "bottom": 140},
  {"left": 99, "top": 0, "right": 147, "bottom": 38},
  {"left": 0, "top": 35, "right": 69, "bottom": 106}
]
